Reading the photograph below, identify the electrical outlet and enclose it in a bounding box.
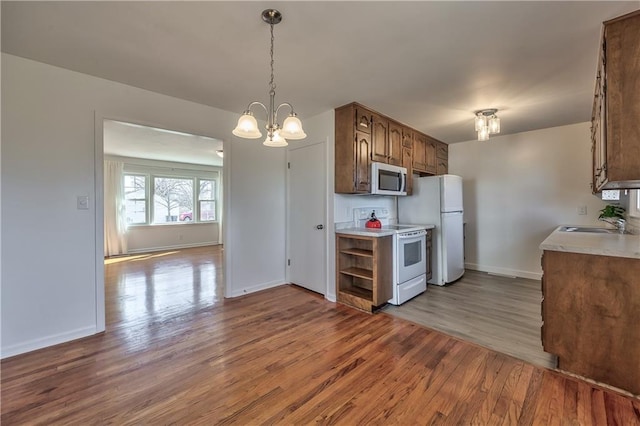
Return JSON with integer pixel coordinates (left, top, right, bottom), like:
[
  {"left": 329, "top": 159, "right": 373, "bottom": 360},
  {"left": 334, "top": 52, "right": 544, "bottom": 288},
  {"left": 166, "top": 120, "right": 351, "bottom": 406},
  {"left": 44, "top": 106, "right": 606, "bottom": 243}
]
[
  {"left": 577, "top": 205, "right": 587, "bottom": 215},
  {"left": 602, "top": 190, "right": 620, "bottom": 201}
]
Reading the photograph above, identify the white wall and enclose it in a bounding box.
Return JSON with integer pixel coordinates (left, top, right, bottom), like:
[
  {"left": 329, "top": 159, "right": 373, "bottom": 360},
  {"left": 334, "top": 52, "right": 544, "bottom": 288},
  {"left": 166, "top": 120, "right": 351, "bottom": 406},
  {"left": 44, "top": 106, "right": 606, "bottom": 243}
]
[
  {"left": 106, "top": 155, "right": 222, "bottom": 252},
  {"left": 1, "top": 54, "right": 287, "bottom": 357},
  {"left": 126, "top": 223, "right": 220, "bottom": 253},
  {"left": 449, "top": 122, "right": 607, "bottom": 279},
  {"left": 226, "top": 137, "right": 287, "bottom": 297}
]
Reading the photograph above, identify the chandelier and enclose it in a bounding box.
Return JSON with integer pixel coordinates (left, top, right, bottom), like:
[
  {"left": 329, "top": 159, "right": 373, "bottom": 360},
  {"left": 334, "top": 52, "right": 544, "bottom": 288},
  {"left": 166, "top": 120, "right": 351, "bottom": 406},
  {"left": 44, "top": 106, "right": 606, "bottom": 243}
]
[
  {"left": 232, "top": 9, "right": 306, "bottom": 147},
  {"left": 474, "top": 109, "right": 500, "bottom": 141}
]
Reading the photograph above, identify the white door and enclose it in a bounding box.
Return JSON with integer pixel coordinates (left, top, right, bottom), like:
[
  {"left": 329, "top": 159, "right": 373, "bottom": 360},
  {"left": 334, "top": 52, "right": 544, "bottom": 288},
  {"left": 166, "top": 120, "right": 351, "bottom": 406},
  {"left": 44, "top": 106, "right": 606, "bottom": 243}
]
[{"left": 288, "top": 142, "right": 326, "bottom": 294}]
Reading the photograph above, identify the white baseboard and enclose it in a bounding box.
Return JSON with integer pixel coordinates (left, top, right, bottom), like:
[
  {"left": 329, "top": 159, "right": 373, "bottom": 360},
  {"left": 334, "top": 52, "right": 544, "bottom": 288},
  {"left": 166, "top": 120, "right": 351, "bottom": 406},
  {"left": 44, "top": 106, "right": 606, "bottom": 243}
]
[
  {"left": 228, "top": 279, "right": 285, "bottom": 298},
  {"left": 1, "top": 326, "right": 97, "bottom": 359},
  {"left": 465, "top": 263, "right": 542, "bottom": 280},
  {"left": 127, "top": 241, "right": 220, "bottom": 254}
]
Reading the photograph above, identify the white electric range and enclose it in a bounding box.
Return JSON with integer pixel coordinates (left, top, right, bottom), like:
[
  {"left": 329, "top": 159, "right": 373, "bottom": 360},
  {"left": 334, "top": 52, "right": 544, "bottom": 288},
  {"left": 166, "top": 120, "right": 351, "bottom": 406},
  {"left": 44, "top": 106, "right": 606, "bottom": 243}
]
[{"left": 352, "top": 208, "right": 429, "bottom": 305}]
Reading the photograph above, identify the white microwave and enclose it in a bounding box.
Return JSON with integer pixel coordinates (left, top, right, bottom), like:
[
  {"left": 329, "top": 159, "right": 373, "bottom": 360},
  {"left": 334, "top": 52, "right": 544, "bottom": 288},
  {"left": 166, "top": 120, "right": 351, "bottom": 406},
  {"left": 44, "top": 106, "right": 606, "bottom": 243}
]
[{"left": 371, "top": 162, "right": 407, "bottom": 196}]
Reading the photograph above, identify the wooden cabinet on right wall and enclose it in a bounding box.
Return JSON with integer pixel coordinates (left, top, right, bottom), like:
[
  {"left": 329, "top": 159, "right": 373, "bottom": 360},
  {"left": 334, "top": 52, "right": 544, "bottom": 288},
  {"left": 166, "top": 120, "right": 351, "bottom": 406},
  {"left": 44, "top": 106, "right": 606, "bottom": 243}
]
[{"left": 592, "top": 10, "right": 640, "bottom": 192}]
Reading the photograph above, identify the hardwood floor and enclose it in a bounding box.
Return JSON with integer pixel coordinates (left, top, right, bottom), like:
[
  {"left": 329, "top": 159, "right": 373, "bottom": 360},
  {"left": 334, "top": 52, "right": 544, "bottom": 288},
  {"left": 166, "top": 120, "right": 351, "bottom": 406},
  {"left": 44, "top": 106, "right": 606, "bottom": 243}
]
[
  {"left": 384, "top": 270, "right": 557, "bottom": 369},
  {"left": 2, "top": 246, "right": 639, "bottom": 424}
]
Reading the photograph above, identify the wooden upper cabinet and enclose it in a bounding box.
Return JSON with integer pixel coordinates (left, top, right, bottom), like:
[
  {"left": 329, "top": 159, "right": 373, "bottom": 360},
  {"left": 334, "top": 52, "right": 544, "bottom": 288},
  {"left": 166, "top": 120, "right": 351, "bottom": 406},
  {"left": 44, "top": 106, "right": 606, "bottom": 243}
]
[
  {"left": 435, "top": 141, "right": 449, "bottom": 175},
  {"left": 412, "top": 132, "right": 427, "bottom": 172},
  {"left": 414, "top": 135, "right": 445, "bottom": 175},
  {"left": 335, "top": 103, "right": 372, "bottom": 194},
  {"left": 424, "top": 137, "right": 437, "bottom": 174},
  {"left": 371, "top": 113, "right": 390, "bottom": 164},
  {"left": 436, "top": 158, "right": 448, "bottom": 175},
  {"left": 593, "top": 10, "right": 640, "bottom": 191},
  {"left": 355, "top": 108, "right": 372, "bottom": 134},
  {"left": 355, "top": 132, "right": 371, "bottom": 192},
  {"left": 402, "top": 128, "right": 413, "bottom": 148},
  {"left": 436, "top": 142, "right": 448, "bottom": 160},
  {"left": 402, "top": 146, "right": 413, "bottom": 195},
  {"left": 388, "top": 121, "right": 403, "bottom": 166},
  {"left": 335, "top": 102, "right": 449, "bottom": 193}
]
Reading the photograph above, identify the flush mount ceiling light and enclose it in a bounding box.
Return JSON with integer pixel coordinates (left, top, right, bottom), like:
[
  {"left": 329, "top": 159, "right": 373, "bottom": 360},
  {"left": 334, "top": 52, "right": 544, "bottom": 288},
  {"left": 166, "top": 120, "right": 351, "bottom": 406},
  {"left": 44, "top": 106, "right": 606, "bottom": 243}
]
[
  {"left": 474, "top": 109, "right": 500, "bottom": 141},
  {"left": 232, "top": 9, "right": 307, "bottom": 147}
]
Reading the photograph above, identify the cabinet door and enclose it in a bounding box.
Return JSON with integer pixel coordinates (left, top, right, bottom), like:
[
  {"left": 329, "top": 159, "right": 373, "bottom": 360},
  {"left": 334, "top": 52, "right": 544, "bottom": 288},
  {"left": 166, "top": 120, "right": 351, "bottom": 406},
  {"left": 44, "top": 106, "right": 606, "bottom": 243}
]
[
  {"left": 402, "top": 128, "right": 413, "bottom": 148},
  {"left": 355, "top": 131, "right": 371, "bottom": 192},
  {"left": 436, "top": 158, "right": 448, "bottom": 175},
  {"left": 425, "top": 137, "right": 437, "bottom": 174},
  {"left": 388, "top": 121, "right": 403, "bottom": 166},
  {"left": 603, "top": 13, "right": 640, "bottom": 185},
  {"left": 402, "top": 146, "right": 413, "bottom": 195},
  {"left": 436, "top": 142, "right": 448, "bottom": 160},
  {"left": 592, "top": 46, "right": 607, "bottom": 191},
  {"left": 412, "top": 132, "right": 427, "bottom": 172},
  {"left": 355, "top": 107, "right": 372, "bottom": 134},
  {"left": 371, "top": 113, "right": 390, "bottom": 163}
]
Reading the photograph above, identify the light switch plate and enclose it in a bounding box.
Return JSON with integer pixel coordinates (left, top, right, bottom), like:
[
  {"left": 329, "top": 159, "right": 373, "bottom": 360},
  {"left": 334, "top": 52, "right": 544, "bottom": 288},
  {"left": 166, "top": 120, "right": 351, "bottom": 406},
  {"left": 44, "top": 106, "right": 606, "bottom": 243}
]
[
  {"left": 77, "top": 195, "right": 89, "bottom": 210},
  {"left": 577, "top": 205, "right": 587, "bottom": 215}
]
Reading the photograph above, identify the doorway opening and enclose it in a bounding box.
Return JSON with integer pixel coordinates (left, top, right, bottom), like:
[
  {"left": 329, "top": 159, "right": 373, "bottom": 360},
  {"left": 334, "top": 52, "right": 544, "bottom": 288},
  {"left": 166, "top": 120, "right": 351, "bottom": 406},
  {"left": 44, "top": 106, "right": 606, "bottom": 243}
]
[{"left": 102, "top": 119, "right": 225, "bottom": 330}]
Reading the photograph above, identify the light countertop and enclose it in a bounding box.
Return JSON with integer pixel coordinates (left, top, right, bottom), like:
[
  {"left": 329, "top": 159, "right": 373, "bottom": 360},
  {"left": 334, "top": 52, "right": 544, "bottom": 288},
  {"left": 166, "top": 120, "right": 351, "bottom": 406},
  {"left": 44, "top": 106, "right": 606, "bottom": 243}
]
[
  {"left": 336, "top": 224, "right": 435, "bottom": 238},
  {"left": 540, "top": 226, "right": 640, "bottom": 259}
]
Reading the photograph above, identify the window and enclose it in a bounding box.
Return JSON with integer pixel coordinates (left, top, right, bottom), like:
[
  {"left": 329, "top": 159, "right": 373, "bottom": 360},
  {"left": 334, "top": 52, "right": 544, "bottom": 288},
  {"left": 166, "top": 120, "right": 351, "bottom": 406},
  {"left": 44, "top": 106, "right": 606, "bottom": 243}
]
[
  {"left": 123, "top": 171, "right": 218, "bottom": 226},
  {"left": 630, "top": 190, "right": 640, "bottom": 218},
  {"left": 153, "top": 177, "right": 194, "bottom": 223},
  {"left": 198, "top": 179, "right": 217, "bottom": 221},
  {"left": 124, "top": 174, "right": 147, "bottom": 224}
]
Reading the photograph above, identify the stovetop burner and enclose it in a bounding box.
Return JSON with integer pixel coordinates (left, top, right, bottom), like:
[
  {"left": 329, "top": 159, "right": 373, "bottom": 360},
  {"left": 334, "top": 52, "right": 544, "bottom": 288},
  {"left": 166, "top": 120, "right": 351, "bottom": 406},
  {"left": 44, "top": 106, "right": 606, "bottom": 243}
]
[{"left": 382, "top": 225, "right": 415, "bottom": 230}]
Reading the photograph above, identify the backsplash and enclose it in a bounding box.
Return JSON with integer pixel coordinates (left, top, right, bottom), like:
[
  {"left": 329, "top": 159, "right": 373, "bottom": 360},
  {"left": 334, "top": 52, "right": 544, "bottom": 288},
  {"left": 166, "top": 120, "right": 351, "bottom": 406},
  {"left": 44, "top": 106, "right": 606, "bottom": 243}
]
[{"left": 334, "top": 194, "right": 397, "bottom": 229}]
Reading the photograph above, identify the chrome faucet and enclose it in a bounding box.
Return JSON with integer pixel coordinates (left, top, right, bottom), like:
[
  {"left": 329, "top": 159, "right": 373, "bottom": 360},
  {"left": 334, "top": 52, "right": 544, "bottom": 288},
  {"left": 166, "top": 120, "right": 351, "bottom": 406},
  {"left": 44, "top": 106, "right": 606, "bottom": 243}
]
[{"left": 600, "top": 217, "right": 626, "bottom": 233}]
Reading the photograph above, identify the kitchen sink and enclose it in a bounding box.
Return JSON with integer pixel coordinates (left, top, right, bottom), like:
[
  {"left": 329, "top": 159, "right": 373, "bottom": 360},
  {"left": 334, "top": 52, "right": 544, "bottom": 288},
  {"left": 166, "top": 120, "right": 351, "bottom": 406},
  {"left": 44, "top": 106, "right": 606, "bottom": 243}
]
[{"left": 559, "top": 226, "right": 627, "bottom": 234}]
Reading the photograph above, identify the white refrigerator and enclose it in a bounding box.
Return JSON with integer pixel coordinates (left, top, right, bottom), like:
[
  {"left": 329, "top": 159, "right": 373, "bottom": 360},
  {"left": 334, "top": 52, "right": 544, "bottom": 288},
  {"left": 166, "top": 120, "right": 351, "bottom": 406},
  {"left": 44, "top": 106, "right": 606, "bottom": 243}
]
[{"left": 398, "top": 174, "right": 465, "bottom": 285}]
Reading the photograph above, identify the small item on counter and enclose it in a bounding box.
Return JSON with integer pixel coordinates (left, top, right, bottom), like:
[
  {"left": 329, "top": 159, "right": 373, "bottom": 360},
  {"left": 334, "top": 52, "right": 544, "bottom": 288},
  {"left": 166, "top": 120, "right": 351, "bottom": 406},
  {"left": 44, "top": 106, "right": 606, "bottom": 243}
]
[{"left": 365, "top": 210, "right": 382, "bottom": 229}]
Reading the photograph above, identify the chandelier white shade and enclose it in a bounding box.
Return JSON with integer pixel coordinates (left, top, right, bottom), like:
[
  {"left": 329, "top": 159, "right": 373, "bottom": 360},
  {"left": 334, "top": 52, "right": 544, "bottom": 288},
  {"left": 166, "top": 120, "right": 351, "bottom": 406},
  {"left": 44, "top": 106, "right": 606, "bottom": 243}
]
[
  {"left": 474, "top": 109, "right": 500, "bottom": 141},
  {"left": 232, "top": 9, "right": 306, "bottom": 147},
  {"left": 232, "top": 113, "right": 262, "bottom": 139}
]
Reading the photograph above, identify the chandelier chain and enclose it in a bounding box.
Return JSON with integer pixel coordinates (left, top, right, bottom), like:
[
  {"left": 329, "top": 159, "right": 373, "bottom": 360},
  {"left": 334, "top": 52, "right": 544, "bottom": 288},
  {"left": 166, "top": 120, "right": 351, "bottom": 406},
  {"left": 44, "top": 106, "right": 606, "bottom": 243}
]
[{"left": 269, "top": 22, "right": 276, "bottom": 94}]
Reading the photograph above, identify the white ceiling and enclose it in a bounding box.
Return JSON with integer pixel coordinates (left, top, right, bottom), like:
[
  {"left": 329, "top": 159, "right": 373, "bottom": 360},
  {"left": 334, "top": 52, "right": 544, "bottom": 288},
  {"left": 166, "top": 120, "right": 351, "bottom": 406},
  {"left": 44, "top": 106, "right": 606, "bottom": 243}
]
[
  {"left": 103, "top": 120, "right": 224, "bottom": 167},
  {"left": 3, "top": 1, "right": 639, "bottom": 146}
]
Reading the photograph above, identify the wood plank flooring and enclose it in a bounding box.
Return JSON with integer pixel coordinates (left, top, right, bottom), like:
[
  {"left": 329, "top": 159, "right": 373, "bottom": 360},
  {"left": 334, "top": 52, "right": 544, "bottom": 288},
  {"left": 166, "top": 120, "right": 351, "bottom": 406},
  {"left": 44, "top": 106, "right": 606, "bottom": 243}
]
[
  {"left": 2, "top": 246, "right": 639, "bottom": 424},
  {"left": 384, "top": 270, "right": 557, "bottom": 369}
]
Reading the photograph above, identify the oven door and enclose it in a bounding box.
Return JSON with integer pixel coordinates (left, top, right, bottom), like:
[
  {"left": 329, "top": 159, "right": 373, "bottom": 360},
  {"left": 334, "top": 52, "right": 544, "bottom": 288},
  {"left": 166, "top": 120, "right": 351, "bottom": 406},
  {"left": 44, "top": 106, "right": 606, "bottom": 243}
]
[{"left": 397, "top": 231, "right": 427, "bottom": 284}]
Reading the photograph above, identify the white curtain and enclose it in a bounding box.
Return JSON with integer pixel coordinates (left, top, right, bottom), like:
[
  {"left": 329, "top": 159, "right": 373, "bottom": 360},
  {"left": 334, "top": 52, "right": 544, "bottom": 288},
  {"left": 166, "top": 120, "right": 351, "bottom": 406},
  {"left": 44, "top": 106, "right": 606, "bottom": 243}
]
[{"left": 104, "top": 160, "right": 128, "bottom": 256}]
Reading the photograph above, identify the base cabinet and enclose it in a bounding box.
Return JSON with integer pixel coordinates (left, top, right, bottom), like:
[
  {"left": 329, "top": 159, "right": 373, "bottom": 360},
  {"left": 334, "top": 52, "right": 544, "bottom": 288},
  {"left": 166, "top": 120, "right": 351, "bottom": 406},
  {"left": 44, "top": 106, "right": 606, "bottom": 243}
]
[
  {"left": 336, "top": 234, "right": 393, "bottom": 312},
  {"left": 541, "top": 250, "right": 640, "bottom": 395}
]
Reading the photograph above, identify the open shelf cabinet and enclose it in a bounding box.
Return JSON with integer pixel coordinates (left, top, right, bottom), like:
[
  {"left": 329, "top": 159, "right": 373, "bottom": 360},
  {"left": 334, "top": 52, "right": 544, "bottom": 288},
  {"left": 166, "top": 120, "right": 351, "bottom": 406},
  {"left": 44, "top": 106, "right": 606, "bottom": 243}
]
[{"left": 336, "top": 233, "right": 392, "bottom": 312}]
